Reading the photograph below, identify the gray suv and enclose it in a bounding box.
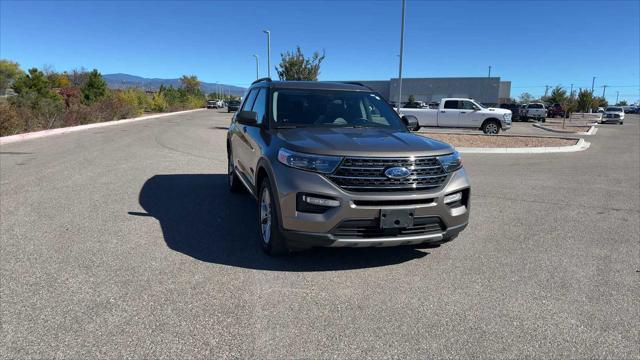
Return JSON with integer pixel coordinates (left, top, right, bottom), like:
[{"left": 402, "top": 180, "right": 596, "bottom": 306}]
[{"left": 227, "top": 79, "right": 470, "bottom": 255}]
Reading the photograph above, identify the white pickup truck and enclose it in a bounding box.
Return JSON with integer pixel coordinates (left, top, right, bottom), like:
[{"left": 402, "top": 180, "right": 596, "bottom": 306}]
[{"left": 398, "top": 98, "right": 512, "bottom": 134}]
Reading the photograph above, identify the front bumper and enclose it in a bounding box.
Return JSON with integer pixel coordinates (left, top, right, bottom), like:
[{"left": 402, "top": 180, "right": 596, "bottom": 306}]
[
  {"left": 270, "top": 162, "right": 471, "bottom": 248},
  {"left": 501, "top": 119, "right": 512, "bottom": 130}
]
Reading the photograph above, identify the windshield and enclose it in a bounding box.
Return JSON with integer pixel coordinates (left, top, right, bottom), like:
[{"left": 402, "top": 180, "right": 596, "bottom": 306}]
[
  {"left": 606, "top": 107, "right": 623, "bottom": 112},
  {"left": 272, "top": 89, "right": 405, "bottom": 129}
]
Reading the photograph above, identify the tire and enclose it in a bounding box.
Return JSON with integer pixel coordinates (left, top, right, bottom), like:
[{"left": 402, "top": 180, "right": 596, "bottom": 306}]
[
  {"left": 258, "top": 178, "right": 288, "bottom": 256},
  {"left": 482, "top": 120, "right": 500, "bottom": 135},
  {"left": 227, "top": 148, "right": 243, "bottom": 193}
]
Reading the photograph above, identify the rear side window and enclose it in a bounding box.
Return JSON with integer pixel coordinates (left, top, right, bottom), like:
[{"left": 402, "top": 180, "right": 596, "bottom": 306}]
[
  {"left": 444, "top": 100, "right": 459, "bottom": 109},
  {"left": 251, "top": 88, "right": 267, "bottom": 125},
  {"left": 528, "top": 104, "right": 543, "bottom": 109}
]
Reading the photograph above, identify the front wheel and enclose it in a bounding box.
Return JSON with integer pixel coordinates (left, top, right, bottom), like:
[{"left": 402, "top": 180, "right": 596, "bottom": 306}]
[
  {"left": 258, "top": 179, "right": 288, "bottom": 256},
  {"left": 227, "top": 148, "right": 243, "bottom": 193},
  {"left": 482, "top": 120, "right": 500, "bottom": 135}
]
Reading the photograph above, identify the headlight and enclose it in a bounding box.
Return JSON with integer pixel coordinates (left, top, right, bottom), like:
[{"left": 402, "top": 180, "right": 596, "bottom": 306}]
[
  {"left": 277, "top": 148, "right": 342, "bottom": 173},
  {"left": 503, "top": 113, "right": 511, "bottom": 120},
  {"left": 437, "top": 151, "right": 462, "bottom": 172}
]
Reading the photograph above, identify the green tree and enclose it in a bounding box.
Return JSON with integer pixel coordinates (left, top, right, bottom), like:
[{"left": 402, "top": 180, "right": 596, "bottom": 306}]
[
  {"left": 617, "top": 100, "right": 628, "bottom": 106},
  {"left": 80, "top": 69, "right": 107, "bottom": 104},
  {"left": 12, "top": 68, "right": 54, "bottom": 97},
  {"left": 0, "top": 59, "right": 22, "bottom": 94},
  {"left": 180, "top": 75, "right": 201, "bottom": 94},
  {"left": 276, "top": 46, "right": 325, "bottom": 81},
  {"left": 519, "top": 92, "right": 535, "bottom": 104},
  {"left": 593, "top": 96, "right": 607, "bottom": 108},
  {"left": 576, "top": 89, "right": 594, "bottom": 112},
  {"left": 547, "top": 86, "right": 567, "bottom": 104}
]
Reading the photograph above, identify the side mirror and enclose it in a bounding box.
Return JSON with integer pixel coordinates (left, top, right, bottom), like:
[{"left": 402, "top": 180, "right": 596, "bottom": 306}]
[
  {"left": 236, "top": 110, "right": 258, "bottom": 125},
  {"left": 401, "top": 115, "right": 419, "bottom": 131}
]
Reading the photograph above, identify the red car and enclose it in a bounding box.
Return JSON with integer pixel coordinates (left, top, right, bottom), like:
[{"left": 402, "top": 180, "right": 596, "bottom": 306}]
[{"left": 547, "top": 103, "right": 565, "bottom": 118}]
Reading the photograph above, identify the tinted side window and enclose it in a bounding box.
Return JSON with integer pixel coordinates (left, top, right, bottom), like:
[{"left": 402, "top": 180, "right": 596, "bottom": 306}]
[
  {"left": 251, "top": 88, "right": 267, "bottom": 125},
  {"left": 240, "top": 89, "right": 258, "bottom": 112},
  {"left": 444, "top": 100, "right": 459, "bottom": 109},
  {"left": 461, "top": 101, "right": 476, "bottom": 110}
]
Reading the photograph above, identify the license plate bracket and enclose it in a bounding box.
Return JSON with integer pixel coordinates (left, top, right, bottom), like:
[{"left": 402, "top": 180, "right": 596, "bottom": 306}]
[{"left": 380, "top": 209, "right": 415, "bottom": 229}]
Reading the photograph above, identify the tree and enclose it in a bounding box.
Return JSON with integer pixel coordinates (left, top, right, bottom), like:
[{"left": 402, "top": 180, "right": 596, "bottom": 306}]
[
  {"left": 519, "top": 92, "right": 535, "bottom": 104},
  {"left": 12, "top": 68, "right": 52, "bottom": 97},
  {"left": 576, "top": 89, "right": 594, "bottom": 112},
  {"left": 547, "top": 86, "right": 567, "bottom": 104},
  {"left": 276, "top": 46, "right": 325, "bottom": 81},
  {"left": 617, "top": 100, "right": 628, "bottom": 106},
  {"left": 180, "top": 75, "right": 200, "bottom": 94},
  {"left": 593, "top": 96, "right": 607, "bottom": 108},
  {"left": 0, "top": 59, "right": 22, "bottom": 94},
  {"left": 80, "top": 69, "right": 107, "bottom": 104}
]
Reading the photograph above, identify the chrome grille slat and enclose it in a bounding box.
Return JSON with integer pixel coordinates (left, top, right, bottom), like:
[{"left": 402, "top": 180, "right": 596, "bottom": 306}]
[{"left": 328, "top": 156, "right": 448, "bottom": 192}]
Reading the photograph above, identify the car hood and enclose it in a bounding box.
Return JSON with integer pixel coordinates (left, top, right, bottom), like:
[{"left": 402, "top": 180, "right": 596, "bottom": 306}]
[
  {"left": 275, "top": 127, "right": 453, "bottom": 157},
  {"left": 483, "top": 107, "right": 511, "bottom": 114}
]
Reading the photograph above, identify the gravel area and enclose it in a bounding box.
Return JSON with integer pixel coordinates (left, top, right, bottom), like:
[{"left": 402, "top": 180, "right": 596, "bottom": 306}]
[{"left": 422, "top": 133, "right": 578, "bottom": 148}]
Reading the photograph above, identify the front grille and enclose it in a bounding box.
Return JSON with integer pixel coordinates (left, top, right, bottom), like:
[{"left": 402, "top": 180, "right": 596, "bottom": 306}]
[
  {"left": 327, "top": 156, "right": 448, "bottom": 192},
  {"left": 332, "top": 216, "right": 444, "bottom": 239}
]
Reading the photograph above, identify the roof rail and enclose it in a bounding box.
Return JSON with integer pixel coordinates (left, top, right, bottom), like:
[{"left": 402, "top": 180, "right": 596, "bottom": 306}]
[
  {"left": 251, "top": 77, "right": 272, "bottom": 85},
  {"left": 341, "top": 81, "right": 372, "bottom": 90}
]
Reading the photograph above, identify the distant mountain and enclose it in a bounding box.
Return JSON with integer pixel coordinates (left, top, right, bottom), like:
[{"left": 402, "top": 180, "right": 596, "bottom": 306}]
[{"left": 103, "top": 73, "right": 246, "bottom": 96}]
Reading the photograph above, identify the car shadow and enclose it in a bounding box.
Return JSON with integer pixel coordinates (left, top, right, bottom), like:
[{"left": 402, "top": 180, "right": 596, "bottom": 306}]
[{"left": 132, "top": 174, "right": 431, "bottom": 271}]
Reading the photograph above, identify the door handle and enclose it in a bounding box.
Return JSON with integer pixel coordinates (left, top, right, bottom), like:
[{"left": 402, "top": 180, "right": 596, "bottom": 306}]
[
  {"left": 460, "top": 112, "right": 466, "bottom": 114},
  {"left": 440, "top": 111, "right": 446, "bottom": 113}
]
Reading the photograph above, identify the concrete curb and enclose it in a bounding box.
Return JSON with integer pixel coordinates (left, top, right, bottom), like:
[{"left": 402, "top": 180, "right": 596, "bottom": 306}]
[
  {"left": 0, "top": 108, "right": 206, "bottom": 145},
  {"left": 532, "top": 122, "right": 597, "bottom": 136},
  {"left": 457, "top": 138, "right": 590, "bottom": 154}
]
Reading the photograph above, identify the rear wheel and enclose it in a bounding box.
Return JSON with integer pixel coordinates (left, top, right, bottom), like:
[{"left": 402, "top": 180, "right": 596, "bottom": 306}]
[
  {"left": 482, "top": 120, "right": 500, "bottom": 135},
  {"left": 259, "top": 179, "right": 288, "bottom": 256}
]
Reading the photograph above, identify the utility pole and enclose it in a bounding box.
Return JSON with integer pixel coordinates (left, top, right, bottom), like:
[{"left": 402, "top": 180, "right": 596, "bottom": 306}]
[
  {"left": 544, "top": 85, "right": 550, "bottom": 98},
  {"left": 396, "top": 0, "right": 406, "bottom": 111},
  {"left": 602, "top": 85, "right": 608, "bottom": 98},
  {"left": 616, "top": 91, "right": 619, "bottom": 105},
  {"left": 591, "top": 76, "right": 596, "bottom": 93},
  {"left": 252, "top": 54, "right": 259, "bottom": 80},
  {"left": 263, "top": 30, "right": 271, "bottom": 78},
  {"left": 570, "top": 83, "right": 574, "bottom": 98},
  {"left": 488, "top": 66, "right": 491, "bottom": 78}
]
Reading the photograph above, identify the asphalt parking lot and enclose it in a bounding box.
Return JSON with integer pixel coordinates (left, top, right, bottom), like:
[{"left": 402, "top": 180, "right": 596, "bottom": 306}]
[{"left": 1, "top": 111, "right": 638, "bottom": 358}]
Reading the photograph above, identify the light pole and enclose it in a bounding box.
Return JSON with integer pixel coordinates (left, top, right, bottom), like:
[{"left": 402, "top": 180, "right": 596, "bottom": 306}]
[
  {"left": 591, "top": 76, "right": 596, "bottom": 93},
  {"left": 616, "top": 91, "right": 619, "bottom": 105},
  {"left": 602, "top": 85, "right": 607, "bottom": 98},
  {"left": 488, "top": 66, "right": 491, "bottom": 78},
  {"left": 252, "top": 54, "right": 259, "bottom": 80},
  {"left": 570, "top": 84, "right": 574, "bottom": 98},
  {"left": 396, "top": 0, "right": 406, "bottom": 111},
  {"left": 263, "top": 30, "right": 271, "bottom": 78}
]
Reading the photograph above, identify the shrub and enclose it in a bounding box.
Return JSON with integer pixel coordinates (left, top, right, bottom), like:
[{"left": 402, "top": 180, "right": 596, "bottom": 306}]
[
  {"left": 80, "top": 69, "right": 107, "bottom": 105},
  {"left": 0, "top": 101, "right": 22, "bottom": 136},
  {"left": 151, "top": 92, "right": 168, "bottom": 112}
]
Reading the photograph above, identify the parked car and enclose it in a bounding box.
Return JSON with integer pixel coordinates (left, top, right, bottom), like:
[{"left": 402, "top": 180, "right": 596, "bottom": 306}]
[
  {"left": 403, "top": 101, "right": 428, "bottom": 109},
  {"left": 622, "top": 106, "right": 637, "bottom": 114},
  {"left": 522, "top": 103, "right": 546, "bottom": 122},
  {"left": 207, "top": 99, "right": 224, "bottom": 109},
  {"left": 499, "top": 103, "right": 521, "bottom": 121},
  {"left": 227, "top": 79, "right": 470, "bottom": 255},
  {"left": 602, "top": 106, "right": 625, "bottom": 124},
  {"left": 597, "top": 107, "right": 605, "bottom": 113},
  {"left": 227, "top": 99, "right": 241, "bottom": 113},
  {"left": 547, "top": 103, "right": 565, "bottom": 118},
  {"left": 399, "top": 98, "right": 512, "bottom": 134}
]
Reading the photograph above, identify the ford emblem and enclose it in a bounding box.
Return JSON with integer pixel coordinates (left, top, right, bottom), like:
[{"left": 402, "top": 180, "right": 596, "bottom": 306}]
[{"left": 384, "top": 167, "right": 411, "bottom": 179}]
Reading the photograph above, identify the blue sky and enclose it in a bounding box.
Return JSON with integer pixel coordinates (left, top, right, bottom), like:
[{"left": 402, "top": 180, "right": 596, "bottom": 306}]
[{"left": 1, "top": 0, "right": 639, "bottom": 103}]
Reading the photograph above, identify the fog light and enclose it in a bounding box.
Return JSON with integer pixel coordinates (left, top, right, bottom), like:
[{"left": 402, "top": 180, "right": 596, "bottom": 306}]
[
  {"left": 302, "top": 195, "right": 340, "bottom": 207},
  {"left": 444, "top": 192, "right": 462, "bottom": 205}
]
